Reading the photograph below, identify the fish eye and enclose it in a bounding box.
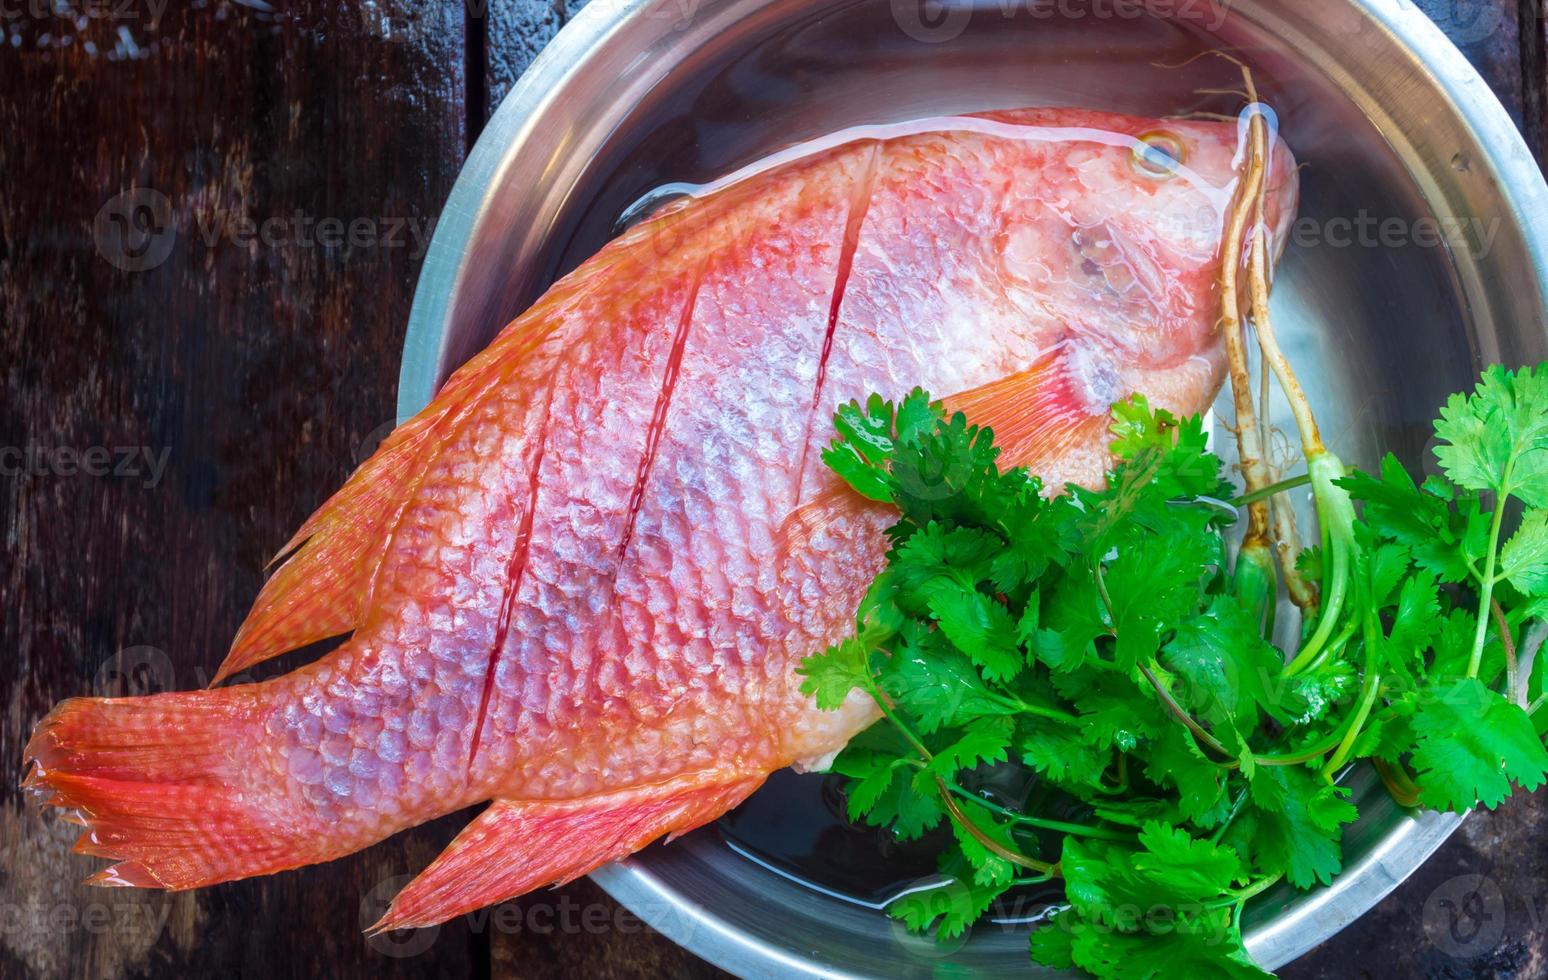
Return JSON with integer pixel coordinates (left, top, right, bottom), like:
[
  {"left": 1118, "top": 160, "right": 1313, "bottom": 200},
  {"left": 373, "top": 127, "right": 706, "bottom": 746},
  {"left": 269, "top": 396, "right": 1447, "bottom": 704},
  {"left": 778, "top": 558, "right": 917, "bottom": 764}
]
[{"left": 1131, "top": 131, "right": 1186, "bottom": 179}]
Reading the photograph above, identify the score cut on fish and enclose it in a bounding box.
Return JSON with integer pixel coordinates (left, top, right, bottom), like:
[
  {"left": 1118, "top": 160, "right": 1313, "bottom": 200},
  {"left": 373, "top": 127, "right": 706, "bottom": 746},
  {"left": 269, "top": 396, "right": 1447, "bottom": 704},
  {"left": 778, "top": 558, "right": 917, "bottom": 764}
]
[{"left": 24, "top": 108, "right": 1298, "bottom": 930}]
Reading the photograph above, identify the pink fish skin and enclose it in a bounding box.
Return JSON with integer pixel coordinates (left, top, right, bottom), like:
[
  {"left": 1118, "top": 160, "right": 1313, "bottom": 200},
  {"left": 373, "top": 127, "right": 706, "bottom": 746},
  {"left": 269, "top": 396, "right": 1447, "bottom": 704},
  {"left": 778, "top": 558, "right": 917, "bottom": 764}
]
[{"left": 25, "top": 108, "right": 1298, "bottom": 928}]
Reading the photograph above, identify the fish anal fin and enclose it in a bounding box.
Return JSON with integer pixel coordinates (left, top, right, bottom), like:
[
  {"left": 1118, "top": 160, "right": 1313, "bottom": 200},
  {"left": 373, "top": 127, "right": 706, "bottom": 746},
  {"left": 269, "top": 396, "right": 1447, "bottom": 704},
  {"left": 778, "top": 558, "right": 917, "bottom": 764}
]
[{"left": 370, "top": 774, "right": 765, "bottom": 933}]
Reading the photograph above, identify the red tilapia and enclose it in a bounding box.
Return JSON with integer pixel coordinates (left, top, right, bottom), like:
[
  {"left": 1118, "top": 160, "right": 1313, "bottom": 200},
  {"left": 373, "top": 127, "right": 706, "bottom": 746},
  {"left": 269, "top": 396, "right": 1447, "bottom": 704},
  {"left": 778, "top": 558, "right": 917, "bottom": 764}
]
[{"left": 25, "top": 109, "right": 1297, "bottom": 929}]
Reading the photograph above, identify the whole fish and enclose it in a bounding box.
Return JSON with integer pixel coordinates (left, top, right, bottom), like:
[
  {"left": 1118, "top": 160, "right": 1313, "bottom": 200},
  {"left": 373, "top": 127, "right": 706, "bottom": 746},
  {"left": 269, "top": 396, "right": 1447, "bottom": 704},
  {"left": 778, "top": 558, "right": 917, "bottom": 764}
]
[{"left": 25, "top": 109, "right": 1298, "bottom": 930}]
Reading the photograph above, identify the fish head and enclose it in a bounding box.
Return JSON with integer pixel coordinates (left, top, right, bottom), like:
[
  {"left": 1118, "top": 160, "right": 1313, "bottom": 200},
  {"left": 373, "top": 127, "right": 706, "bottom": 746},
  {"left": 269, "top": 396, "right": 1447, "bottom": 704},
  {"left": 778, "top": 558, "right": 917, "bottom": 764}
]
[{"left": 987, "top": 108, "right": 1298, "bottom": 417}]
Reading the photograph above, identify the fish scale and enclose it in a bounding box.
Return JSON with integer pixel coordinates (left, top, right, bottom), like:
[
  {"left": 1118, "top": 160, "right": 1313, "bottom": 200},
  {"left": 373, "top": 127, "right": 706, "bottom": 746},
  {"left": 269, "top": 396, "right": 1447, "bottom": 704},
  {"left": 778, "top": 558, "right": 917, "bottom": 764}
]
[{"left": 24, "top": 108, "right": 1297, "bottom": 927}]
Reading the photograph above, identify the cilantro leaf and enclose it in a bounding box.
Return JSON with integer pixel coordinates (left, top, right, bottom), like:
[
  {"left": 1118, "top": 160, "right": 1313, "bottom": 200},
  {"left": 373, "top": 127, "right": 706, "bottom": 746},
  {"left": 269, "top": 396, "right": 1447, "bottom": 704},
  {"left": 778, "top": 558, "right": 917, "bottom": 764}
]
[
  {"left": 928, "top": 583, "right": 1025, "bottom": 683},
  {"left": 1499, "top": 509, "right": 1548, "bottom": 596},
  {"left": 1237, "top": 766, "right": 1356, "bottom": 887},
  {"left": 1341, "top": 455, "right": 1472, "bottom": 583},
  {"left": 796, "top": 635, "right": 869, "bottom": 710},
  {"left": 1161, "top": 595, "right": 1286, "bottom": 729},
  {"left": 928, "top": 718, "right": 1015, "bottom": 778},
  {"left": 887, "top": 853, "right": 1004, "bottom": 940},
  {"left": 879, "top": 639, "right": 1019, "bottom": 735},
  {"left": 1433, "top": 364, "right": 1548, "bottom": 506},
  {"left": 1410, "top": 677, "right": 1548, "bottom": 811}
]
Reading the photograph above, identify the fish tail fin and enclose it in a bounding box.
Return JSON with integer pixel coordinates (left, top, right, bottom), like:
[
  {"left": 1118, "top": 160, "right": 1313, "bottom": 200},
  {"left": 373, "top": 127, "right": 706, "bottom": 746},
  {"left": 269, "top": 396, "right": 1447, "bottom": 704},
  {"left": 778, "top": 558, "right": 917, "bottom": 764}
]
[
  {"left": 23, "top": 691, "right": 320, "bottom": 889},
  {"left": 369, "top": 775, "right": 765, "bottom": 932}
]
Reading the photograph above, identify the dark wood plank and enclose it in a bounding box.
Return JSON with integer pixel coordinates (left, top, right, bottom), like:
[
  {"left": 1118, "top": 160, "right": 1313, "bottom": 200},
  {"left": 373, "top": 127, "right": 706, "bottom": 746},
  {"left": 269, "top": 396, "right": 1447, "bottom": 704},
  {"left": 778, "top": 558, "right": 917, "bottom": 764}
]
[
  {"left": 1415, "top": 0, "right": 1528, "bottom": 122},
  {"left": 484, "top": 0, "right": 574, "bottom": 113},
  {"left": 0, "top": 3, "right": 478, "bottom": 977},
  {"left": 1528, "top": 0, "right": 1548, "bottom": 164}
]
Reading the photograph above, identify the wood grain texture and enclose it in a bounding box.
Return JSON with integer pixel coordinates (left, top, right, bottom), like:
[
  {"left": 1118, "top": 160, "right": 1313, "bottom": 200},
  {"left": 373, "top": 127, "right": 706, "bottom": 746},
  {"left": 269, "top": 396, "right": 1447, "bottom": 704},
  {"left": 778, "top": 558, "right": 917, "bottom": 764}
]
[
  {"left": 2, "top": 1, "right": 1546, "bottom": 978},
  {"left": 0, "top": 3, "right": 483, "bottom": 977}
]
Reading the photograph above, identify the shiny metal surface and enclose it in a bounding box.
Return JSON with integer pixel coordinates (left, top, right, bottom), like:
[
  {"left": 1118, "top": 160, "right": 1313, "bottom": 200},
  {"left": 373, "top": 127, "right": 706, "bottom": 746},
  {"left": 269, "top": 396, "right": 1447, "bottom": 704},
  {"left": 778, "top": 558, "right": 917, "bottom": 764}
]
[{"left": 399, "top": 0, "right": 1548, "bottom": 974}]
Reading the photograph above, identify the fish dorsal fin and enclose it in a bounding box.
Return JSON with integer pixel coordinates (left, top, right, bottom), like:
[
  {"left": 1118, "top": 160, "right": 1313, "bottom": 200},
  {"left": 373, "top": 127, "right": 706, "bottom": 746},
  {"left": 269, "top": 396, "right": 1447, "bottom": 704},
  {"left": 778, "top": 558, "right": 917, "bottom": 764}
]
[
  {"left": 369, "top": 774, "right": 765, "bottom": 932},
  {"left": 212, "top": 318, "right": 565, "bottom": 685}
]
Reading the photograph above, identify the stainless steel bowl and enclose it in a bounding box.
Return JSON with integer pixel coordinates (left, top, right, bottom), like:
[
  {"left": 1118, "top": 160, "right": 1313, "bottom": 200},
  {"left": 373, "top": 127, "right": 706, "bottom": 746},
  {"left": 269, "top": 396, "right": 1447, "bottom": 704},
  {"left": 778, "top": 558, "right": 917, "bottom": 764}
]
[{"left": 399, "top": 0, "right": 1548, "bottom": 974}]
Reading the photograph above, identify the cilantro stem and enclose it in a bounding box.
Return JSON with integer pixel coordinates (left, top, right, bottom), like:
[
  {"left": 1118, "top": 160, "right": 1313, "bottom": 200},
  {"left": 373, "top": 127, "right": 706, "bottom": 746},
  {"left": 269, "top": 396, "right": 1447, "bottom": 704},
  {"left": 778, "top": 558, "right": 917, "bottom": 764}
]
[
  {"left": 1230, "top": 473, "right": 1311, "bottom": 509},
  {"left": 1255, "top": 725, "right": 1351, "bottom": 766},
  {"left": 1094, "top": 560, "right": 1237, "bottom": 765},
  {"left": 1464, "top": 496, "right": 1509, "bottom": 678},
  {"left": 942, "top": 782, "right": 1132, "bottom": 841},
  {"left": 1491, "top": 598, "right": 1519, "bottom": 704},
  {"left": 1210, "top": 788, "right": 1249, "bottom": 844},
  {"left": 862, "top": 677, "right": 936, "bottom": 764},
  {"left": 1291, "top": 618, "right": 1358, "bottom": 680},
  {"left": 1093, "top": 559, "right": 1116, "bottom": 627},
  {"left": 990, "top": 691, "right": 1081, "bottom": 726},
  {"left": 1212, "top": 873, "right": 1283, "bottom": 909},
  {"left": 1138, "top": 660, "right": 1233, "bottom": 760},
  {"left": 862, "top": 676, "right": 1063, "bottom": 875},
  {"left": 934, "top": 776, "right": 1059, "bottom": 875},
  {"left": 1373, "top": 757, "right": 1421, "bottom": 808},
  {"left": 1012, "top": 874, "right": 1056, "bottom": 887},
  {"left": 1284, "top": 454, "right": 1355, "bottom": 678},
  {"left": 1321, "top": 567, "right": 1383, "bottom": 778},
  {"left": 1518, "top": 621, "right": 1546, "bottom": 711},
  {"left": 1321, "top": 670, "right": 1380, "bottom": 779}
]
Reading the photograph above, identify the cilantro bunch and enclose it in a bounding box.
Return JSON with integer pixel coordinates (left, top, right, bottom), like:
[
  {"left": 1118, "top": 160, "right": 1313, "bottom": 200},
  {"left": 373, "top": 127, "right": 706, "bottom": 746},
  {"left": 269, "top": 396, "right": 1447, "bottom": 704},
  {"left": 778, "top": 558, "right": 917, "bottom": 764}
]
[{"left": 798, "top": 366, "right": 1548, "bottom": 978}]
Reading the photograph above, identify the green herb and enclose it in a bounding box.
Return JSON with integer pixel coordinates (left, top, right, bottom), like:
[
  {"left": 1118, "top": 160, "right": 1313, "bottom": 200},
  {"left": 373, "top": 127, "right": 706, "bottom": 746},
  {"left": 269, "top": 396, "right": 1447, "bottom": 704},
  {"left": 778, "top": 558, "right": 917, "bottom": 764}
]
[{"left": 798, "top": 366, "right": 1548, "bottom": 978}]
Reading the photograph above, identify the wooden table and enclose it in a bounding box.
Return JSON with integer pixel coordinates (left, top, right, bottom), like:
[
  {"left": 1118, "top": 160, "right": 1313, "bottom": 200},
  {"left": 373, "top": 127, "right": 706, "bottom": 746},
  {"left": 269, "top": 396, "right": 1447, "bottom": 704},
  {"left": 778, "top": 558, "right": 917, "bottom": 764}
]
[{"left": 2, "top": 2, "right": 1544, "bottom": 977}]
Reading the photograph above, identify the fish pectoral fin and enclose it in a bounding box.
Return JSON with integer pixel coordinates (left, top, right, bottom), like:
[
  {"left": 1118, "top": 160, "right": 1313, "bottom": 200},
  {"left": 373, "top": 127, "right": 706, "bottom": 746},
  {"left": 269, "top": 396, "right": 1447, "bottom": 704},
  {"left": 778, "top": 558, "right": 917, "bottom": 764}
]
[
  {"left": 777, "top": 344, "right": 1111, "bottom": 553},
  {"left": 941, "top": 343, "right": 1109, "bottom": 474},
  {"left": 369, "top": 773, "right": 766, "bottom": 933}
]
